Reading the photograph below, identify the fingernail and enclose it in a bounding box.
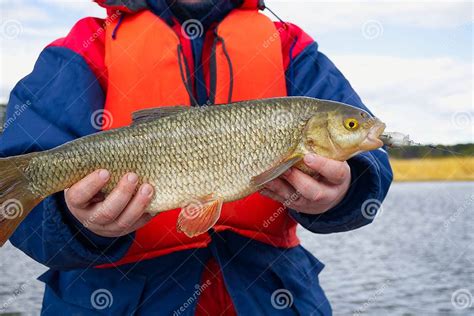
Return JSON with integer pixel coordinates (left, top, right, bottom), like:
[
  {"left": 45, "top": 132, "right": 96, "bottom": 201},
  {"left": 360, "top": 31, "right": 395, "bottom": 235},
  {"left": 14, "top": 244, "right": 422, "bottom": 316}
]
[
  {"left": 304, "top": 154, "right": 317, "bottom": 164},
  {"left": 140, "top": 184, "right": 153, "bottom": 196},
  {"left": 99, "top": 170, "right": 110, "bottom": 180},
  {"left": 127, "top": 173, "right": 138, "bottom": 184}
]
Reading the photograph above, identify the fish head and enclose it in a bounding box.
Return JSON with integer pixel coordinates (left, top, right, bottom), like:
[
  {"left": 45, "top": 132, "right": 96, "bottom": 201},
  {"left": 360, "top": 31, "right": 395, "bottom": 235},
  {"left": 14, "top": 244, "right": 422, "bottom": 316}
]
[{"left": 302, "top": 102, "right": 386, "bottom": 161}]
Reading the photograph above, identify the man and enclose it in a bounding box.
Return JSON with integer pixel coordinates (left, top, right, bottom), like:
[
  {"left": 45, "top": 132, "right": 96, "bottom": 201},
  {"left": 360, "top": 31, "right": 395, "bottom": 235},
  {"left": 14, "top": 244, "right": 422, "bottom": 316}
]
[{"left": 0, "top": 0, "right": 392, "bottom": 314}]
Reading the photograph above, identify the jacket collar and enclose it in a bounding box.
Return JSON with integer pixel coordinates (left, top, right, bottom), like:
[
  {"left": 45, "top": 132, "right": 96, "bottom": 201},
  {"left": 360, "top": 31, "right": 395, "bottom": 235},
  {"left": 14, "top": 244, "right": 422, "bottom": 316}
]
[
  {"left": 147, "top": 0, "right": 242, "bottom": 27},
  {"left": 94, "top": 0, "right": 264, "bottom": 14}
]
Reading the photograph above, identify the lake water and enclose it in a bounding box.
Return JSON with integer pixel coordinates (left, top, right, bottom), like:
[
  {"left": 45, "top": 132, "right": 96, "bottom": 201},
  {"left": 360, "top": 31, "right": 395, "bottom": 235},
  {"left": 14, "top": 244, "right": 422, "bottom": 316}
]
[{"left": 0, "top": 182, "right": 473, "bottom": 315}]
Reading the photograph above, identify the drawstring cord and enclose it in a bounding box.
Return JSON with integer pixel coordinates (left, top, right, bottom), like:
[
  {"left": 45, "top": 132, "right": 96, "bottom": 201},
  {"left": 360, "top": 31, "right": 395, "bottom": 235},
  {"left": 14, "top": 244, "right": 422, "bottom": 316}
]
[
  {"left": 217, "top": 36, "right": 233, "bottom": 104},
  {"left": 209, "top": 31, "right": 234, "bottom": 104},
  {"left": 262, "top": 4, "right": 286, "bottom": 24},
  {"left": 110, "top": 13, "right": 233, "bottom": 106},
  {"left": 209, "top": 35, "right": 218, "bottom": 104},
  {"left": 263, "top": 4, "right": 297, "bottom": 84},
  {"left": 112, "top": 13, "right": 126, "bottom": 40},
  {"left": 177, "top": 45, "right": 199, "bottom": 106}
]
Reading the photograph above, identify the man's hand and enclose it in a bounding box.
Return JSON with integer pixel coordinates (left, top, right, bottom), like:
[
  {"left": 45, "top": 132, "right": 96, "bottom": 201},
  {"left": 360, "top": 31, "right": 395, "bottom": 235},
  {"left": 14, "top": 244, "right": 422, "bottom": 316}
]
[
  {"left": 261, "top": 154, "right": 351, "bottom": 215},
  {"left": 65, "top": 169, "right": 154, "bottom": 238}
]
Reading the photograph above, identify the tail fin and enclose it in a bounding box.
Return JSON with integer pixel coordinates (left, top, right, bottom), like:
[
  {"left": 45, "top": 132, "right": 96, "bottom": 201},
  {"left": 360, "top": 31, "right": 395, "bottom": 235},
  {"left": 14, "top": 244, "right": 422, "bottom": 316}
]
[{"left": 0, "top": 156, "right": 39, "bottom": 246}]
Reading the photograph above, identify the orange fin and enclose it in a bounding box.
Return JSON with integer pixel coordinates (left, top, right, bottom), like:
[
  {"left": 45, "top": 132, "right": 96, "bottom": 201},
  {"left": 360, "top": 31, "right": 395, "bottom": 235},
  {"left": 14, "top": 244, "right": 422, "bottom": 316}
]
[{"left": 177, "top": 195, "right": 223, "bottom": 238}]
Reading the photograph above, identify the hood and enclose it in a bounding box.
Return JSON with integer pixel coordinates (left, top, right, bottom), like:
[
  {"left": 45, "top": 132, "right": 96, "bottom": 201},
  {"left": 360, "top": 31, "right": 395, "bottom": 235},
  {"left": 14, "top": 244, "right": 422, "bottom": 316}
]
[{"left": 94, "top": 0, "right": 264, "bottom": 14}]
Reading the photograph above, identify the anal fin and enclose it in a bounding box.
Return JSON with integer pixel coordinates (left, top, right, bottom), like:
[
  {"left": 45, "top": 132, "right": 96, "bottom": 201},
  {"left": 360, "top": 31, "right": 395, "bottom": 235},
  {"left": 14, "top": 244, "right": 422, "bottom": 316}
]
[{"left": 177, "top": 195, "right": 223, "bottom": 237}]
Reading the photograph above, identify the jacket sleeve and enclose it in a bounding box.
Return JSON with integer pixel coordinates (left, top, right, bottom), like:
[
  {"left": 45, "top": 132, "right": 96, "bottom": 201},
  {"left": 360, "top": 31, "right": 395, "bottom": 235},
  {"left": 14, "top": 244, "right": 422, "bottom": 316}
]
[
  {"left": 0, "top": 45, "right": 133, "bottom": 269},
  {"left": 283, "top": 29, "right": 393, "bottom": 233}
]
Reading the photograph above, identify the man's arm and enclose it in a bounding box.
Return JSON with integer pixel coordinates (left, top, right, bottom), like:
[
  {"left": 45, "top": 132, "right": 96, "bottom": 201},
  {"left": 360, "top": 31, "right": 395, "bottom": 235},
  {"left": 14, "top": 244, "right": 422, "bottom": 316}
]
[
  {"left": 0, "top": 19, "right": 142, "bottom": 269},
  {"left": 277, "top": 23, "right": 393, "bottom": 233}
]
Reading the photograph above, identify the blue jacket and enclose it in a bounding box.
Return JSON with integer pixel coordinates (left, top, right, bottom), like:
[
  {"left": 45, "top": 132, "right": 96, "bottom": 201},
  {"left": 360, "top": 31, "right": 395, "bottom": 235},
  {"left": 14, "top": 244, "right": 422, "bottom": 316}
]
[{"left": 0, "top": 1, "right": 392, "bottom": 315}]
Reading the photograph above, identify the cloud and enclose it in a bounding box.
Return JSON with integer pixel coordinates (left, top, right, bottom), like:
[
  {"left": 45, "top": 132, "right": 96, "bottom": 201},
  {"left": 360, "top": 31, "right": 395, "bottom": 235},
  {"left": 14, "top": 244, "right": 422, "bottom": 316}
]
[
  {"left": 38, "top": 0, "right": 106, "bottom": 16},
  {"left": 265, "top": 0, "right": 472, "bottom": 32},
  {"left": 331, "top": 55, "right": 472, "bottom": 144},
  {"left": 0, "top": 0, "right": 105, "bottom": 40},
  {"left": 0, "top": 42, "right": 42, "bottom": 104},
  {"left": 0, "top": 2, "right": 51, "bottom": 24},
  {"left": 0, "top": 0, "right": 105, "bottom": 103},
  {"left": 0, "top": 1, "right": 471, "bottom": 145}
]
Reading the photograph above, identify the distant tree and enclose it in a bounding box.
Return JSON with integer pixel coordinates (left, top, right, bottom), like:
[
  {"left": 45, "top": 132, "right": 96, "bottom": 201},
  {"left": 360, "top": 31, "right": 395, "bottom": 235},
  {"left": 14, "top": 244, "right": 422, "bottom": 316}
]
[
  {"left": 0, "top": 104, "right": 5, "bottom": 132},
  {"left": 388, "top": 144, "right": 474, "bottom": 158}
]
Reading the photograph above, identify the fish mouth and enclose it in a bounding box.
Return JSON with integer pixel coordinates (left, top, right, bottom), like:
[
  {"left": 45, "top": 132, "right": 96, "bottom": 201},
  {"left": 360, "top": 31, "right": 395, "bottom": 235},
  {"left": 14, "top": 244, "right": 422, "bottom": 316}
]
[{"left": 361, "top": 120, "right": 386, "bottom": 150}]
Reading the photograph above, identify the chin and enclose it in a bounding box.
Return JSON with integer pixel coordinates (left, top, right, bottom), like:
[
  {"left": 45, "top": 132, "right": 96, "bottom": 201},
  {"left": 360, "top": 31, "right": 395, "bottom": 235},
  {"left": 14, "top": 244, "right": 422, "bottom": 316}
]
[{"left": 359, "top": 138, "right": 384, "bottom": 151}]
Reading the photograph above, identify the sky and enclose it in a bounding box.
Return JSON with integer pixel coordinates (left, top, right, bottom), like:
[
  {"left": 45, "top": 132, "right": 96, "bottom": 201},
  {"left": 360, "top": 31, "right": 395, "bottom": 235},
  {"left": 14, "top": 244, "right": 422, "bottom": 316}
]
[{"left": 0, "top": 0, "right": 472, "bottom": 144}]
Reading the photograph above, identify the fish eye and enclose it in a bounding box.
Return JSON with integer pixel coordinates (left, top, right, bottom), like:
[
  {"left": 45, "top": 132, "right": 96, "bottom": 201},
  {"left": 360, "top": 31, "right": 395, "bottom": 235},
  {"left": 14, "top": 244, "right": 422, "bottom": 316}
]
[{"left": 344, "top": 118, "right": 359, "bottom": 130}]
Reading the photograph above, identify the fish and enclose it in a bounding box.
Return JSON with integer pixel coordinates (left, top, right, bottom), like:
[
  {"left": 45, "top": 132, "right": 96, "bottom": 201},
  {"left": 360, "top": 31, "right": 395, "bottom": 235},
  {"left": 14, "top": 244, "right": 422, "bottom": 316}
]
[{"left": 0, "top": 97, "right": 386, "bottom": 244}]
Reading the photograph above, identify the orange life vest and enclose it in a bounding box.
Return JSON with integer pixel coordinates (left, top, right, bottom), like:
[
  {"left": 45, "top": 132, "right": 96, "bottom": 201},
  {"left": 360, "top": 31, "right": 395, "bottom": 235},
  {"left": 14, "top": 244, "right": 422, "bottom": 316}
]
[{"left": 99, "top": 6, "right": 299, "bottom": 267}]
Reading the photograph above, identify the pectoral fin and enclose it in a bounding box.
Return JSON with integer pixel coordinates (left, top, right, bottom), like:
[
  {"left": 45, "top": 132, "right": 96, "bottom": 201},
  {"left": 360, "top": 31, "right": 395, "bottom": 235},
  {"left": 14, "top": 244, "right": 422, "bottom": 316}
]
[
  {"left": 250, "top": 155, "right": 303, "bottom": 187},
  {"left": 177, "top": 195, "right": 223, "bottom": 237}
]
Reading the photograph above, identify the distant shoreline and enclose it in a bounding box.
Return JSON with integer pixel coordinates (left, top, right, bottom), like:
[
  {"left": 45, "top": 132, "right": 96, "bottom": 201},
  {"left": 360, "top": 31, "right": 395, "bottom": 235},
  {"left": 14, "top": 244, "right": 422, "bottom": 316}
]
[{"left": 390, "top": 157, "right": 474, "bottom": 182}]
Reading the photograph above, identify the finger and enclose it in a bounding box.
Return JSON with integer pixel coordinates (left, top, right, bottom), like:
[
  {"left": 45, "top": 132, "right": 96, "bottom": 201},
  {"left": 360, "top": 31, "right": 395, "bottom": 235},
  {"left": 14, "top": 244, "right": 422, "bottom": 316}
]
[
  {"left": 65, "top": 169, "right": 110, "bottom": 209},
  {"left": 303, "top": 154, "right": 350, "bottom": 185},
  {"left": 263, "top": 178, "right": 298, "bottom": 201},
  {"left": 260, "top": 189, "right": 287, "bottom": 204},
  {"left": 121, "top": 213, "right": 154, "bottom": 235},
  {"left": 284, "top": 168, "right": 343, "bottom": 205},
  {"left": 112, "top": 184, "right": 154, "bottom": 231},
  {"left": 261, "top": 187, "right": 311, "bottom": 211},
  {"left": 282, "top": 168, "right": 325, "bottom": 201},
  {"left": 89, "top": 192, "right": 106, "bottom": 204},
  {"left": 91, "top": 173, "right": 139, "bottom": 225},
  {"left": 97, "top": 213, "right": 154, "bottom": 238}
]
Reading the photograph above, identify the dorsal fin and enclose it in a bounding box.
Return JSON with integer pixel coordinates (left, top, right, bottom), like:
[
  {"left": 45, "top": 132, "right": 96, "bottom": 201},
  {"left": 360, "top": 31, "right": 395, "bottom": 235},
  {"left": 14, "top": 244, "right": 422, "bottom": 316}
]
[{"left": 132, "top": 105, "right": 191, "bottom": 124}]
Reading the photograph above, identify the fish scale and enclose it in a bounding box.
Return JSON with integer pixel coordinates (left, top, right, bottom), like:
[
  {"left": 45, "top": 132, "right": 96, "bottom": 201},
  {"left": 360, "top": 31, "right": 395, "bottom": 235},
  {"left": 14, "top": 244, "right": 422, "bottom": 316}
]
[
  {"left": 1, "top": 97, "right": 387, "bottom": 242},
  {"left": 24, "top": 99, "right": 305, "bottom": 213}
]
